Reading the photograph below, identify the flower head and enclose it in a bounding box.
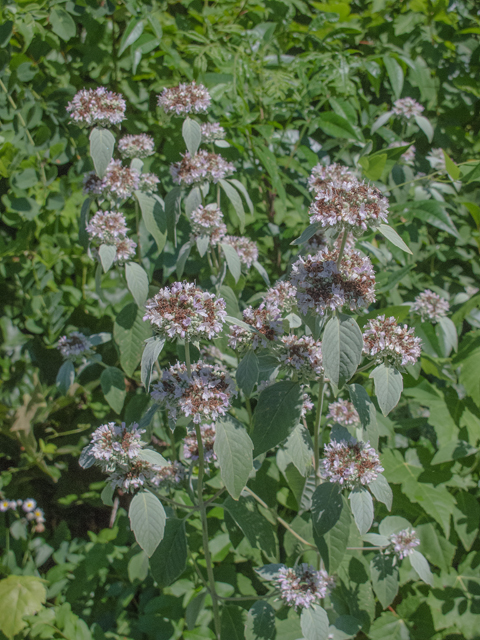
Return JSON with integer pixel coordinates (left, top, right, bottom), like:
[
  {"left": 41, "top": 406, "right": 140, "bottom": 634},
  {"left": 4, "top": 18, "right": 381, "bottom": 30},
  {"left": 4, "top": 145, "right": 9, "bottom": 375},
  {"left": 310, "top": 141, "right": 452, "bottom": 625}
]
[
  {"left": 183, "top": 424, "right": 217, "bottom": 463},
  {"left": 138, "top": 173, "right": 160, "bottom": 192},
  {"left": 290, "top": 248, "right": 376, "bottom": 316},
  {"left": 158, "top": 81, "right": 211, "bottom": 115},
  {"left": 278, "top": 335, "right": 323, "bottom": 381},
  {"left": 83, "top": 160, "right": 140, "bottom": 201},
  {"left": 86, "top": 210, "right": 128, "bottom": 242},
  {"left": 222, "top": 235, "right": 258, "bottom": 268},
  {"left": 90, "top": 422, "right": 146, "bottom": 471},
  {"left": 66, "top": 87, "right": 126, "bottom": 127},
  {"left": 228, "top": 303, "right": 284, "bottom": 352},
  {"left": 411, "top": 290, "right": 449, "bottom": 324},
  {"left": 57, "top": 332, "right": 93, "bottom": 360},
  {"left": 326, "top": 399, "right": 360, "bottom": 426},
  {"left": 389, "top": 528, "right": 420, "bottom": 559},
  {"left": 151, "top": 461, "right": 185, "bottom": 486},
  {"left": 201, "top": 123, "right": 226, "bottom": 143},
  {"left": 308, "top": 162, "right": 357, "bottom": 193},
  {"left": 110, "top": 459, "right": 165, "bottom": 492},
  {"left": 263, "top": 281, "right": 297, "bottom": 314},
  {"left": 170, "top": 150, "right": 235, "bottom": 186},
  {"left": 190, "top": 204, "right": 227, "bottom": 246},
  {"left": 392, "top": 98, "right": 424, "bottom": 120},
  {"left": 151, "top": 361, "right": 235, "bottom": 424},
  {"left": 0, "top": 500, "right": 9, "bottom": 512},
  {"left": 321, "top": 439, "right": 383, "bottom": 489},
  {"left": 388, "top": 141, "right": 415, "bottom": 165},
  {"left": 362, "top": 315, "right": 421, "bottom": 367},
  {"left": 276, "top": 564, "right": 335, "bottom": 610},
  {"left": 22, "top": 499, "right": 37, "bottom": 513},
  {"left": 118, "top": 134, "right": 155, "bottom": 159},
  {"left": 144, "top": 282, "right": 227, "bottom": 341},
  {"left": 114, "top": 237, "right": 137, "bottom": 262}
]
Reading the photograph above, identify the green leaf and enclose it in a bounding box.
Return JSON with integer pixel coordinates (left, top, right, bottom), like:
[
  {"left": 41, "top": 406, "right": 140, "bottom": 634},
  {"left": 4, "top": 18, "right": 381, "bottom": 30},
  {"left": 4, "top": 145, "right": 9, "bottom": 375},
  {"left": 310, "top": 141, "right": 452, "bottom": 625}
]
[
  {"left": 149, "top": 518, "right": 187, "bottom": 586},
  {"left": 378, "top": 515, "right": 412, "bottom": 538},
  {"left": 221, "top": 605, "right": 246, "bottom": 640},
  {"left": 453, "top": 492, "right": 480, "bottom": 552},
  {"left": 369, "top": 474, "right": 393, "bottom": 511},
  {"left": 100, "top": 366, "right": 126, "bottom": 414},
  {"left": 89, "top": 127, "right": 115, "bottom": 178},
  {"left": 383, "top": 56, "right": 404, "bottom": 98},
  {"left": 125, "top": 262, "right": 149, "bottom": 308},
  {"left": 378, "top": 224, "right": 412, "bottom": 255},
  {"left": 220, "top": 179, "right": 245, "bottom": 230},
  {"left": 314, "top": 496, "right": 351, "bottom": 572},
  {"left": 291, "top": 222, "right": 322, "bottom": 246},
  {"left": 409, "top": 550, "right": 433, "bottom": 585},
  {"left": 135, "top": 191, "right": 166, "bottom": 252},
  {"left": 253, "top": 260, "right": 270, "bottom": 286},
  {"left": 251, "top": 381, "right": 303, "bottom": 456},
  {"left": 221, "top": 242, "right": 242, "bottom": 282},
  {"left": 371, "top": 110, "right": 394, "bottom": 134},
  {"left": 322, "top": 315, "right": 363, "bottom": 389},
  {"left": 348, "top": 383, "right": 378, "bottom": 446},
  {"left": 176, "top": 241, "right": 192, "bottom": 278},
  {"left": 431, "top": 440, "right": 477, "bottom": 465},
  {"left": 236, "top": 350, "right": 259, "bottom": 397},
  {"left": 442, "top": 150, "right": 461, "bottom": 181},
  {"left": 317, "top": 112, "right": 363, "bottom": 142},
  {"left": 349, "top": 487, "right": 374, "bottom": 535},
  {"left": 182, "top": 117, "right": 202, "bottom": 156},
  {"left": 370, "top": 364, "right": 403, "bottom": 416},
  {"left": 114, "top": 302, "right": 152, "bottom": 377},
  {"left": 282, "top": 425, "right": 314, "bottom": 477},
  {"left": 0, "top": 575, "right": 47, "bottom": 638},
  {"left": 185, "top": 186, "right": 202, "bottom": 215},
  {"left": 359, "top": 153, "right": 387, "bottom": 180},
  {"left": 98, "top": 244, "right": 117, "bottom": 273},
  {"left": 79, "top": 444, "right": 96, "bottom": 469},
  {"left": 118, "top": 18, "right": 144, "bottom": 55},
  {"left": 56, "top": 360, "right": 75, "bottom": 394},
  {"left": 164, "top": 187, "right": 181, "bottom": 243},
  {"left": 79, "top": 197, "right": 90, "bottom": 249},
  {"left": 435, "top": 316, "right": 457, "bottom": 357},
  {"left": 137, "top": 449, "right": 168, "bottom": 467},
  {"left": 224, "top": 495, "right": 277, "bottom": 561},
  {"left": 128, "top": 490, "right": 166, "bottom": 557},
  {"left": 141, "top": 336, "right": 166, "bottom": 391},
  {"left": 368, "top": 612, "right": 409, "bottom": 640},
  {"left": 370, "top": 553, "right": 399, "bottom": 609},
  {"left": 414, "top": 115, "right": 434, "bottom": 142},
  {"left": 300, "top": 605, "right": 329, "bottom": 640},
  {"left": 245, "top": 601, "right": 275, "bottom": 640},
  {"left": 253, "top": 144, "right": 287, "bottom": 204},
  {"left": 214, "top": 415, "right": 254, "bottom": 500},
  {"left": 229, "top": 178, "right": 254, "bottom": 214},
  {"left": 101, "top": 483, "right": 114, "bottom": 506},
  {"left": 311, "top": 483, "right": 343, "bottom": 536},
  {"left": 49, "top": 7, "right": 76, "bottom": 41},
  {"left": 406, "top": 200, "right": 460, "bottom": 239},
  {"left": 128, "top": 550, "right": 149, "bottom": 583}
]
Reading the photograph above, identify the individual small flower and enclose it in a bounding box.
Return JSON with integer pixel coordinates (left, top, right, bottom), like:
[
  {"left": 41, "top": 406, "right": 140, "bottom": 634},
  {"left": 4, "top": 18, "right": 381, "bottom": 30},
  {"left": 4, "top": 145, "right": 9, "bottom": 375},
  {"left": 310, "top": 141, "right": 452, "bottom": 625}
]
[
  {"left": 388, "top": 141, "right": 416, "bottom": 165},
  {"left": 308, "top": 162, "right": 357, "bottom": 193},
  {"left": 321, "top": 440, "right": 383, "bottom": 489},
  {"left": 138, "top": 172, "right": 160, "bottom": 192},
  {"left": 228, "top": 303, "right": 284, "bottom": 352},
  {"left": 290, "top": 248, "right": 376, "bottom": 316},
  {"left": 326, "top": 399, "right": 360, "bottom": 426},
  {"left": 157, "top": 81, "right": 211, "bottom": 115},
  {"left": 276, "top": 564, "right": 335, "bottom": 610},
  {"left": 151, "top": 361, "right": 235, "bottom": 424},
  {"left": 389, "top": 528, "right": 420, "bottom": 559},
  {"left": 152, "top": 461, "right": 185, "bottom": 486},
  {"left": 9, "top": 501, "right": 17, "bottom": 510},
  {"left": 309, "top": 180, "right": 389, "bottom": 233},
  {"left": 263, "top": 281, "right": 297, "bottom": 314},
  {"left": 57, "top": 332, "right": 93, "bottom": 360},
  {"left": 110, "top": 460, "right": 164, "bottom": 492},
  {"left": 33, "top": 508, "right": 45, "bottom": 524},
  {"left": 0, "top": 500, "right": 9, "bottom": 512},
  {"left": 277, "top": 335, "right": 323, "bottom": 381},
  {"left": 90, "top": 422, "right": 146, "bottom": 469},
  {"left": 144, "top": 282, "right": 227, "bottom": 341},
  {"left": 113, "top": 237, "right": 137, "bottom": 262},
  {"left": 190, "top": 204, "right": 227, "bottom": 246},
  {"left": 362, "top": 315, "right": 421, "bottom": 368},
  {"left": 301, "top": 391, "right": 314, "bottom": 417},
  {"left": 170, "top": 150, "right": 235, "bottom": 186},
  {"left": 102, "top": 160, "right": 140, "bottom": 200},
  {"left": 118, "top": 134, "right": 155, "bottom": 159},
  {"left": 183, "top": 424, "right": 217, "bottom": 463},
  {"left": 201, "top": 123, "right": 226, "bottom": 143},
  {"left": 86, "top": 210, "right": 128, "bottom": 242},
  {"left": 22, "top": 499, "right": 37, "bottom": 513},
  {"left": 392, "top": 98, "right": 424, "bottom": 120},
  {"left": 426, "top": 148, "right": 447, "bottom": 173},
  {"left": 222, "top": 236, "right": 258, "bottom": 268},
  {"left": 411, "top": 290, "right": 450, "bottom": 324},
  {"left": 66, "top": 87, "right": 126, "bottom": 127}
]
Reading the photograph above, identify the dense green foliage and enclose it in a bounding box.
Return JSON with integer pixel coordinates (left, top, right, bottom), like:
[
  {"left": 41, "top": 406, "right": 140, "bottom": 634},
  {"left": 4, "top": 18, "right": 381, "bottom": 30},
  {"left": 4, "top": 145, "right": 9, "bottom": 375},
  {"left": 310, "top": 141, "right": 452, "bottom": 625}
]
[{"left": 1, "top": 1, "right": 480, "bottom": 639}]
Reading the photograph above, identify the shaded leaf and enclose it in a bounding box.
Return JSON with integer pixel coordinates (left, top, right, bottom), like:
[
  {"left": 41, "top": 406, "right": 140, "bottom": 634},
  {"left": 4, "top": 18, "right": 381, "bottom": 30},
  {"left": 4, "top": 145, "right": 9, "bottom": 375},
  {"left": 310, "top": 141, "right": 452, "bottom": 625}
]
[
  {"left": 149, "top": 518, "right": 187, "bottom": 586},
  {"left": 129, "top": 490, "right": 166, "bottom": 557},
  {"left": 214, "top": 415, "right": 254, "bottom": 500}
]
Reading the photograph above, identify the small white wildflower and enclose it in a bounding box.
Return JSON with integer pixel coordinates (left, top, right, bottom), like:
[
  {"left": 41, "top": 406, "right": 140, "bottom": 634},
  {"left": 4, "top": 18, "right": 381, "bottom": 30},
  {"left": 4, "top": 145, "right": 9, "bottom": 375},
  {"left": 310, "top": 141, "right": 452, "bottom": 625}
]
[
  {"left": 411, "top": 290, "right": 449, "bottom": 324},
  {"left": 321, "top": 440, "right": 383, "bottom": 489},
  {"left": 362, "top": 315, "right": 421, "bottom": 367},
  {"left": 118, "top": 134, "right": 155, "bottom": 159},
  {"left": 263, "top": 281, "right": 297, "bottom": 313},
  {"left": 86, "top": 210, "right": 128, "bottom": 242},
  {"left": 0, "top": 500, "right": 9, "bottom": 512},
  {"left": 389, "top": 528, "right": 420, "bottom": 559},
  {"left": 308, "top": 162, "right": 357, "bottom": 193},
  {"left": 190, "top": 204, "right": 227, "bottom": 246},
  {"left": 170, "top": 150, "right": 235, "bottom": 186},
  {"left": 90, "top": 422, "right": 146, "bottom": 469},
  {"left": 276, "top": 564, "right": 335, "bottom": 610},
  {"left": 157, "top": 81, "right": 211, "bottom": 115},
  {"left": 22, "top": 499, "right": 37, "bottom": 513}
]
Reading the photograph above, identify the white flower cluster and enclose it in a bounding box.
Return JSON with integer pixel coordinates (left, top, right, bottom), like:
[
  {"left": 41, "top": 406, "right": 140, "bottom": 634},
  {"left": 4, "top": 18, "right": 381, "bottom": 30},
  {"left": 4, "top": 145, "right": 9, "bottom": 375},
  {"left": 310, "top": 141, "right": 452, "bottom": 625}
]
[
  {"left": 170, "top": 151, "right": 235, "bottom": 186},
  {"left": 190, "top": 204, "right": 227, "bottom": 246},
  {"left": 326, "top": 399, "right": 360, "bottom": 426},
  {"left": 144, "top": 282, "right": 227, "bottom": 341},
  {"left": 83, "top": 160, "right": 140, "bottom": 201},
  {"left": 276, "top": 564, "right": 335, "bottom": 610},
  {"left": 263, "top": 281, "right": 297, "bottom": 313},
  {"left": 151, "top": 361, "right": 235, "bottom": 424},
  {"left": 278, "top": 335, "right": 323, "bottom": 381},
  {"left": 309, "top": 180, "right": 389, "bottom": 233},
  {"left": 290, "top": 249, "right": 376, "bottom": 316},
  {"left": 389, "top": 528, "right": 420, "bottom": 559},
  {"left": 362, "top": 315, "right": 421, "bottom": 367},
  {"left": 118, "top": 134, "right": 155, "bottom": 159},
  {"left": 86, "top": 210, "right": 137, "bottom": 263},
  {"left": 308, "top": 162, "right": 357, "bottom": 193},
  {"left": 228, "top": 303, "right": 284, "bottom": 352},
  {"left": 183, "top": 424, "right": 217, "bottom": 463},
  {"left": 392, "top": 98, "right": 424, "bottom": 120},
  {"left": 57, "top": 331, "right": 93, "bottom": 360},
  {"left": 388, "top": 141, "right": 416, "bottom": 165},
  {"left": 66, "top": 87, "right": 126, "bottom": 127},
  {"left": 138, "top": 172, "right": 160, "bottom": 192},
  {"left": 411, "top": 289, "right": 450, "bottom": 323},
  {"left": 201, "top": 123, "right": 225, "bottom": 143},
  {"left": 222, "top": 235, "right": 259, "bottom": 268},
  {"left": 321, "top": 439, "right": 383, "bottom": 489},
  {"left": 157, "top": 81, "right": 211, "bottom": 115},
  {"left": 0, "top": 498, "right": 46, "bottom": 532}
]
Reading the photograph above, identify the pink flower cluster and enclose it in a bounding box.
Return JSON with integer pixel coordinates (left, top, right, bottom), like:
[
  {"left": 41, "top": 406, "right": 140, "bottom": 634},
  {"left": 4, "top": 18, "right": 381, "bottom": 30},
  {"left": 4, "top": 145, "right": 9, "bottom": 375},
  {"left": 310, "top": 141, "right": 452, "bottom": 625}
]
[
  {"left": 326, "top": 399, "right": 360, "bottom": 426},
  {"left": 389, "top": 528, "right": 420, "bottom": 559},
  {"left": 222, "top": 236, "right": 259, "bottom": 268},
  {"left": 57, "top": 332, "right": 93, "bottom": 360},
  {"left": 411, "top": 289, "right": 449, "bottom": 324},
  {"left": 228, "top": 304, "right": 284, "bottom": 352},
  {"left": 183, "top": 424, "right": 217, "bottom": 463},
  {"left": 276, "top": 564, "right": 335, "bottom": 610},
  {"left": 190, "top": 204, "right": 227, "bottom": 246},
  {"left": 278, "top": 335, "right": 323, "bottom": 381},
  {"left": 157, "top": 81, "right": 211, "bottom": 115},
  {"left": 67, "top": 87, "right": 126, "bottom": 127},
  {"left": 392, "top": 97, "right": 424, "bottom": 119},
  {"left": 263, "top": 281, "right": 297, "bottom": 313},
  {"left": 118, "top": 134, "right": 155, "bottom": 159},
  {"left": 321, "top": 439, "right": 383, "bottom": 489},
  {"left": 86, "top": 210, "right": 137, "bottom": 263},
  {"left": 201, "top": 122, "right": 225, "bottom": 143},
  {"left": 362, "top": 315, "right": 421, "bottom": 367},
  {"left": 170, "top": 150, "right": 235, "bottom": 185},
  {"left": 83, "top": 160, "right": 140, "bottom": 201},
  {"left": 90, "top": 422, "right": 145, "bottom": 468}
]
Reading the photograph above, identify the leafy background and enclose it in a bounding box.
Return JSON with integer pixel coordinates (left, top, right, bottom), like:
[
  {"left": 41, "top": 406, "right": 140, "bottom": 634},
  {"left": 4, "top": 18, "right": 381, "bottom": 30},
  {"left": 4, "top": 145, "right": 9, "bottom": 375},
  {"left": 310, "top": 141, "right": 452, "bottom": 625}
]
[{"left": 1, "top": 0, "right": 480, "bottom": 639}]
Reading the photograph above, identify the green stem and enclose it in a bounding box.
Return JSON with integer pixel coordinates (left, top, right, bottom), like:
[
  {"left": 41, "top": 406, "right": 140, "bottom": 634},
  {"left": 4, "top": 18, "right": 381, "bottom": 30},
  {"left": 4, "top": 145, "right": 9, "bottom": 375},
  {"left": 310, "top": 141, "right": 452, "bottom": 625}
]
[
  {"left": 336, "top": 232, "right": 348, "bottom": 267},
  {"left": 135, "top": 199, "right": 142, "bottom": 261},
  {"left": 195, "top": 422, "right": 221, "bottom": 639},
  {"left": 313, "top": 377, "right": 326, "bottom": 486}
]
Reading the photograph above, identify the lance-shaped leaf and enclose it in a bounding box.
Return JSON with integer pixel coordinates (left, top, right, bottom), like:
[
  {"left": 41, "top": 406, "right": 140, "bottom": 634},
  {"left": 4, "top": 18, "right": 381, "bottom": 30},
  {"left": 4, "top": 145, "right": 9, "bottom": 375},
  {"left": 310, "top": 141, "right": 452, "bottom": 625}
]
[
  {"left": 349, "top": 486, "right": 374, "bottom": 535},
  {"left": 141, "top": 336, "right": 166, "bottom": 391},
  {"left": 79, "top": 444, "right": 95, "bottom": 469},
  {"left": 135, "top": 190, "right": 166, "bottom": 252},
  {"left": 370, "top": 553, "right": 399, "bottom": 608},
  {"left": 314, "top": 496, "right": 351, "bottom": 572},
  {"left": 118, "top": 18, "right": 144, "bottom": 55},
  {"left": 409, "top": 550, "right": 433, "bottom": 585},
  {"left": 370, "top": 363, "right": 403, "bottom": 416},
  {"left": 129, "top": 490, "right": 166, "bottom": 557},
  {"left": 245, "top": 601, "right": 275, "bottom": 640},
  {"left": 221, "top": 605, "right": 246, "bottom": 640},
  {"left": 415, "top": 114, "right": 434, "bottom": 142},
  {"left": 79, "top": 197, "right": 90, "bottom": 249},
  {"left": 98, "top": 244, "right": 117, "bottom": 273},
  {"left": 348, "top": 383, "right": 378, "bottom": 447},
  {"left": 378, "top": 223, "right": 412, "bottom": 255},
  {"left": 236, "top": 350, "right": 259, "bottom": 397},
  {"left": 228, "top": 178, "right": 254, "bottom": 214},
  {"left": 214, "top": 415, "right": 254, "bottom": 500},
  {"left": 282, "top": 424, "right": 314, "bottom": 477},
  {"left": 89, "top": 127, "right": 115, "bottom": 178},
  {"left": 56, "top": 360, "right": 75, "bottom": 394},
  {"left": 311, "top": 483, "right": 343, "bottom": 536},
  {"left": 291, "top": 222, "right": 322, "bottom": 246},
  {"left": 183, "top": 117, "right": 202, "bottom": 156},
  {"left": 100, "top": 366, "right": 126, "bottom": 414},
  {"left": 383, "top": 55, "right": 404, "bottom": 98},
  {"left": 369, "top": 474, "right": 393, "bottom": 511},
  {"left": 220, "top": 179, "right": 245, "bottom": 230},
  {"left": 224, "top": 495, "right": 277, "bottom": 561},
  {"left": 149, "top": 518, "right": 187, "bottom": 586},
  {"left": 176, "top": 241, "right": 192, "bottom": 278},
  {"left": 125, "top": 262, "right": 149, "bottom": 308},
  {"left": 101, "top": 483, "right": 114, "bottom": 506},
  {"left": 114, "top": 302, "right": 152, "bottom": 377},
  {"left": 164, "top": 187, "right": 181, "bottom": 243},
  {"left": 322, "top": 314, "right": 363, "bottom": 388},
  {"left": 221, "top": 242, "right": 242, "bottom": 282},
  {"left": 300, "top": 605, "right": 329, "bottom": 640}
]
